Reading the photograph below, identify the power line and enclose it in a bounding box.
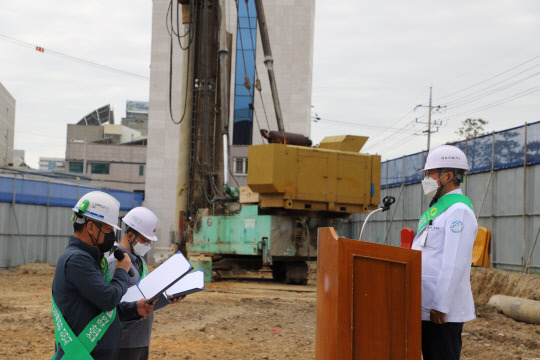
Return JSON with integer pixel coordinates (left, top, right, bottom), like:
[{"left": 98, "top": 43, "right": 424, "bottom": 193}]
[
  {"left": 313, "top": 117, "right": 417, "bottom": 133},
  {"left": 0, "top": 33, "right": 149, "bottom": 80},
  {"left": 443, "top": 84, "right": 540, "bottom": 121},
  {"left": 436, "top": 54, "right": 540, "bottom": 102}
]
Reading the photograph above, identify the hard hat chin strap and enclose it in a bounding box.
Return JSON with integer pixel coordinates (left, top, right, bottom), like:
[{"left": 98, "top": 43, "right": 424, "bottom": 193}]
[
  {"left": 87, "top": 221, "right": 104, "bottom": 250},
  {"left": 429, "top": 169, "right": 455, "bottom": 207}
]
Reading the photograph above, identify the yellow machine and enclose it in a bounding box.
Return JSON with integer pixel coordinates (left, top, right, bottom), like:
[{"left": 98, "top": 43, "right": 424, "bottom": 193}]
[{"left": 247, "top": 135, "right": 381, "bottom": 213}]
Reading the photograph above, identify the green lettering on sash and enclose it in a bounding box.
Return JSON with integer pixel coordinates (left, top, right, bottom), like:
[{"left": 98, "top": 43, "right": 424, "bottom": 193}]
[{"left": 417, "top": 194, "right": 473, "bottom": 233}]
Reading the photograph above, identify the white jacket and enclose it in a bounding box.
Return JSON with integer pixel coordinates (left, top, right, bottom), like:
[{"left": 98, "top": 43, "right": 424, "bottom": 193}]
[{"left": 412, "top": 189, "right": 478, "bottom": 322}]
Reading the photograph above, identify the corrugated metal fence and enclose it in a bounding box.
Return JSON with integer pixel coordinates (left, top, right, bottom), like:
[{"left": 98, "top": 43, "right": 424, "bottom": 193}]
[
  {"left": 0, "top": 175, "right": 143, "bottom": 269},
  {"left": 341, "top": 121, "right": 540, "bottom": 273}
]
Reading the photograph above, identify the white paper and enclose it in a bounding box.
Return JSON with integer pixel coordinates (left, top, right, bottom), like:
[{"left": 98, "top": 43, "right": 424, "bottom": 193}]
[
  {"left": 165, "top": 270, "right": 205, "bottom": 297},
  {"left": 121, "top": 284, "right": 144, "bottom": 303},
  {"left": 137, "top": 252, "right": 192, "bottom": 300}
]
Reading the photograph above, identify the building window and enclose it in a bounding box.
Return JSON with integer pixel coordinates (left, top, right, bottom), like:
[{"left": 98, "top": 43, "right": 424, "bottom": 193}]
[
  {"left": 69, "top": 162, "right": 83, "bottom": 173},
  {"left": 233, "top": 157, "right": 248, "bottom": 175},
  {"left": 91, "top": 163, "right": 110, "bottom": 174},
  {"left": 139, "top": 165, "right": 144, "bottom": 176},
  {"left": 232, "top": 0, "right": 257, "bottom": 145}
]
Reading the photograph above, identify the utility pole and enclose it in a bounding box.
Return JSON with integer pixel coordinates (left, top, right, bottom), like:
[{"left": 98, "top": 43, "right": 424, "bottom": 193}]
[{"left": 414, "top": 86, "right": 445, "bottom": 150}]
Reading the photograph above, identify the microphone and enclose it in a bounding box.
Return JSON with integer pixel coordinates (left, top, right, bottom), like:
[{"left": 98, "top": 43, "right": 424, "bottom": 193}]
[{"left": 114, "top": 249, "right": 135, "bottom": 277}]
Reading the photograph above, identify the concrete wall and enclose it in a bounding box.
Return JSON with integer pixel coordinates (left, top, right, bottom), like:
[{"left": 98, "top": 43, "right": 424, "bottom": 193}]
[
  {"left": 145, "top": 0, "right": 316, "bottom": 262},
  {"left": 66, "top": 142, "right": 146, "bottom": 192},
  {"left": 67, "top": 124, "right": 104, "bottom": 143},
  {"left": 145, "top": 0, "right": 184, "bottom": 261},
  {"left": 103, "top": 124, "right": 142, "bottom": 143},
  {"left": 0, "top": 82, "right": 16, "bottom": 167}
]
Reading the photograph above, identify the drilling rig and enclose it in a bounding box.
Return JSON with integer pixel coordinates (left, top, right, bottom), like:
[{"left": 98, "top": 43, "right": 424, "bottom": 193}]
[{"left": 172, "top": 0, "right": 382, "bottom": 284}]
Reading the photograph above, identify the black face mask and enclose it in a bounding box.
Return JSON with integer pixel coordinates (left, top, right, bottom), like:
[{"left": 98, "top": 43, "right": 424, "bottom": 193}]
[{"left": 98, "top": 230, "right": 116, "bottom": 253}]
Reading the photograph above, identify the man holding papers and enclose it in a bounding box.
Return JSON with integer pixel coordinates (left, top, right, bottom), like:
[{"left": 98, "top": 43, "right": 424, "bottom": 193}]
[
  {"left": 51, "top": 191, "right": 142, "bottom": 360},
  {"left": 108, "top": 207, "right": 184, "bottom": 360}
]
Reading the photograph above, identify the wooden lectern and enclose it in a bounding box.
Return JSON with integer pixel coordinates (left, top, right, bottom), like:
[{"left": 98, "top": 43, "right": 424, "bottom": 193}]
[{"left": 316, "top": 228, "right": 421, "bottom": 359}]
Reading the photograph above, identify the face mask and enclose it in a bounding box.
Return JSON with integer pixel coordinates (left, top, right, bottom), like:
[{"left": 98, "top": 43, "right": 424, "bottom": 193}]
[
  {"left": 421, "top": 177, "right": 439, "bottom": 198},
  {"left": 98, "top": 231, "right": 116, "bottom": 253},
  {"left": 133, "top": 242, "right": 151, "bottom": 257}
]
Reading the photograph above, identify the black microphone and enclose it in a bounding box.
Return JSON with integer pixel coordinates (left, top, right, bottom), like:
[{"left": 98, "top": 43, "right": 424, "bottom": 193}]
[{"left": 114, "top": 249, "right": 135, "bottom": 277}]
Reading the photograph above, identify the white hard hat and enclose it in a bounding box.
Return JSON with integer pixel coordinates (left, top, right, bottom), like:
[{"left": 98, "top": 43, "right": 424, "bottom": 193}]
[
  {"left": 420, "top": 145, "right": 470, "bottom": 173},
  {"left": 122, "top": 207, "right": 158, "bottom": 241},
  {"left": 73, "top": 191, "right": 121, "bottom": 230}
]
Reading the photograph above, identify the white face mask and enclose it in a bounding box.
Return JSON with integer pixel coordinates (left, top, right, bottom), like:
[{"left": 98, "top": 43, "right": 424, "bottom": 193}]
[
  {"left": 421, "top": 172, "right": 450, "bottom": 198},
  {"left": 133, "top": 241, "right": 152, "bottom": 257},
  {"left": 421, "top": 177, "right": 439, "bottom": 198}
]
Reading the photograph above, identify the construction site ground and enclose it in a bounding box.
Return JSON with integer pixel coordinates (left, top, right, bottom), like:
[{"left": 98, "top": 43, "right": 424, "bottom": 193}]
[{"left": 1, "top": 263, "right": 539, "bottom": 360}]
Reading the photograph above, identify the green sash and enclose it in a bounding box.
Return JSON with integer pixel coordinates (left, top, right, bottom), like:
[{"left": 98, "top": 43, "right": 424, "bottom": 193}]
[
  {"left": 51, "top": 256, "right": 116, "bottom": 359},
  {"left": 417, "top": 194, "right": 473, "bottom": 233},
  {"left": 138, "top": 256, "right": 148, "bottom": 279}
]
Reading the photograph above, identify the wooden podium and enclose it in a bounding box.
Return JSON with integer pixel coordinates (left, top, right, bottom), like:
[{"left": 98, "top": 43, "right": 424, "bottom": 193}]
[{"left": 316, "top": 228, "right": 421, "bottom": 359}]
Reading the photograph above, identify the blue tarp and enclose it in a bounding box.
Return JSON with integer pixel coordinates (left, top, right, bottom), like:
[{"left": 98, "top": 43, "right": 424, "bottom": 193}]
[
  {"left": 0, "top": 178, "right": 143, "bottom": 210},
  {"left": 382, "top": 121, "right": 540, "bottom": 188}
]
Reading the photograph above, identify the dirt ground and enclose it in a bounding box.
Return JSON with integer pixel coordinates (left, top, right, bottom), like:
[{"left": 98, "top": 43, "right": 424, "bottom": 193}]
[{"left": 1, "top": 263, "right": 539, "bottom": 360}]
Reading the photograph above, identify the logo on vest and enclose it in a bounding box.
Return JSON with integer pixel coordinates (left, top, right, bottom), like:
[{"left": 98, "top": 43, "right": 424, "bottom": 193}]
[{"left": 450, "top": 220, "right": 464, "bottom": 233}]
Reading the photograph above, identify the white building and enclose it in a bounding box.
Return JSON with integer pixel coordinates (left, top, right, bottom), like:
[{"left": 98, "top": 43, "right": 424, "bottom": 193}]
[
  {"left": 13, "top": 149, "right": 25, "bottom": 167},
  {"left": 145, "top": 0, "right": 316, "bottom": 261},
  {"left": 65, "top": 106, "right": 146, "bottom": 192},
  {"left": 39, "top": 157, "right": 66, "bottom": 171},
  {"left": 0, "top": 82, "right": 16, "bottom": 167}
]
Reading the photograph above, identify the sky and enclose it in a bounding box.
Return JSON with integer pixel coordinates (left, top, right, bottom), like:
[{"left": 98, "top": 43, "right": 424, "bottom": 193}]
[{"left": 1, "top": 0, "right": 539, "bottom": 168}]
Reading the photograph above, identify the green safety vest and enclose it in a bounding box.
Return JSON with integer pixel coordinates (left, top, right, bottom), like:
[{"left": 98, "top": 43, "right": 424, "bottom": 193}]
[
  {"left": 51, "top": 257, "right": 117, "bottom": 360},
  {"left": 138, "top": 256, "right": 148, "bottom": 279},
  {"left": 417, "top": 194, "right": 473, "bottom": 234}
]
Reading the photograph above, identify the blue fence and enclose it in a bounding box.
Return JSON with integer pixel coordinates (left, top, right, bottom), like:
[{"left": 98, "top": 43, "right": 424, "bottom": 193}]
[
  {"left": 382, "top": 121, "right": 540, "bottom": 188},
  {"left": 0, "top": 177, "right": 143, "bottom": 211}
]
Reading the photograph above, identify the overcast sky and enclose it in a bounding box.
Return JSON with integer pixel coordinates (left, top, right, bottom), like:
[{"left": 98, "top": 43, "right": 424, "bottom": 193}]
[{"left": 1, "top": 0, "right": 539, "bottom": 168}]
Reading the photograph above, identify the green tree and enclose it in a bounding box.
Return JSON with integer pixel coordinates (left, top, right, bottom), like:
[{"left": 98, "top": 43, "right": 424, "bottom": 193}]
[{"left": 456, "top": 118, "right": 488, "bottom": 139}]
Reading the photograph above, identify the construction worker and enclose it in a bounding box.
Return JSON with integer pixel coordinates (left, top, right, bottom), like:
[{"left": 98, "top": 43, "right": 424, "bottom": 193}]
[
  {"left": 411, "top": 145, "right": 478, "bottom": 360},
  {"left": 51, "top": 191, "right": 154, "bottom": 359},
  {"left": 107, "top": 206, "right": 184, "bottom": 360}
]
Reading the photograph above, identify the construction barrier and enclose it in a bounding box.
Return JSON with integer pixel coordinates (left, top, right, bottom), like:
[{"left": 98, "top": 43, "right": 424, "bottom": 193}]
[{"left": 472, "top": 226, "right": 491, "bottom": 267}]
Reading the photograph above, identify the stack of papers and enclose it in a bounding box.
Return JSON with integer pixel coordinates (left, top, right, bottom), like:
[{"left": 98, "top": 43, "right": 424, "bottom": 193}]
[{"left": 121, "top": 251, "right": 200, "bottom": 304}]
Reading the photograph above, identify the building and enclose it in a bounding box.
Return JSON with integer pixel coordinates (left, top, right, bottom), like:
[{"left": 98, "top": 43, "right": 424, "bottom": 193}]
[
  {"left": 121, "top": 100, "right": 149, "bottom": 136},
  {"left": 66, "top": 141, "right": 146, "bottom": 192},
  {"left": 65, "top": 105, "right": 147, "bottom": 193},
  {"left": 38, "top": 157, "right": 66, "bottom": 171},
  {"left": 0, "top": 82, "right": 15, "bottom": 167},
  {"left": 145, "top": 0, "right": 316, "bottom": 260},
  {"left": 12, "top": 149, "right": 26, "bottom": 168}
]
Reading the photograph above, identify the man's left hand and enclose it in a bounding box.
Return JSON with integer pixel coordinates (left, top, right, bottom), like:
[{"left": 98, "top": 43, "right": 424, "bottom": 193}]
[
  {"left": 136, "top": 298, "right": 156, "bottom": 319},
  {"left": 167, "top": 295, "right": 186, "bottom": 304},
  {"left": 430, "top": 309, "right": 447, "bottom": 324}
]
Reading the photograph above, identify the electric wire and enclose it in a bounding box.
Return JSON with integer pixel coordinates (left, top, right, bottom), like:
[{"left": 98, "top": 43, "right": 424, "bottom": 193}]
[
  {"left": 443, "top": 85, "right": 540, "bottom": 122},
  {"left": 0, "top": 33, "right": 148, "bottom": 80},
  {"left": 445, "top": 71, "right": 540, "bottom": 109},
  {"left": 313, "top": 117, "right": 417, "bottom": 133},
  {"left": 436, "top": 54, "right": 540, "bottom": 102}
]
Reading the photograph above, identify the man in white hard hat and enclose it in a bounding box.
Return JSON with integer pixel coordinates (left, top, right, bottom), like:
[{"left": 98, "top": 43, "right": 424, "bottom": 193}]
[
  {"left": 108, "top": 206, "right": 184, "bottom": 360},
  {"left": 411, "top": 145, "right": 478, "bottom": 360},
  {"left": 51, "top": 191, "right": 154, "bottom": 359}
]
